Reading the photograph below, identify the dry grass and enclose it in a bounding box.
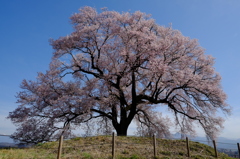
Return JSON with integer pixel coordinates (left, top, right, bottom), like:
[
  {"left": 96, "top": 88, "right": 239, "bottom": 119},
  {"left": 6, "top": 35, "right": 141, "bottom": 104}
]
[{"left": 0, "top": 136, "right": 235, "bottom": 159}]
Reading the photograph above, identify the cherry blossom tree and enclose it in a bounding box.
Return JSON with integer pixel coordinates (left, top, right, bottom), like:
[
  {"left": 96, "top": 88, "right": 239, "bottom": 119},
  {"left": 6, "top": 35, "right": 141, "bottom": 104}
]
[{"left": 8, "top": 6, "right": 230, "bottom": 143}]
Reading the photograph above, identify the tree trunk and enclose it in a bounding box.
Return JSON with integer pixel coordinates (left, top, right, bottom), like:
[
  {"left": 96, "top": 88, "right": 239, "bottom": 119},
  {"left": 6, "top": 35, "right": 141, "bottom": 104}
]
[
  {"left": 111, "top": 70, "right": 138, "bottom": 136},
  {"left": 115, "top": 124, "right": 128, "bottom": 136},
  {"left": 112, "top": 114, "right": 129, "bottom": 136},
  {"left": 111, "top": 105, "right": 137, "bottom": 136}
]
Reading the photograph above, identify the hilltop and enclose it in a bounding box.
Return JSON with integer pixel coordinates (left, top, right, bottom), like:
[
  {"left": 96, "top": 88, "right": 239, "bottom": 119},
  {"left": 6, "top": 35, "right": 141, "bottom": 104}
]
[{"left": 0, "top": 136, "right": 235, "bottom": 159}]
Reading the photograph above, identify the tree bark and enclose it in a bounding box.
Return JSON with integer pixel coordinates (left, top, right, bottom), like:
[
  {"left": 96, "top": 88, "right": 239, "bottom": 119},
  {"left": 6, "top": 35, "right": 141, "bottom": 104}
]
[
  {"left": 112, "top": 110, "right": 130, "bottom": 136},
  {"left": 115, "top": 124, "right": 128, "bottom": 136}
]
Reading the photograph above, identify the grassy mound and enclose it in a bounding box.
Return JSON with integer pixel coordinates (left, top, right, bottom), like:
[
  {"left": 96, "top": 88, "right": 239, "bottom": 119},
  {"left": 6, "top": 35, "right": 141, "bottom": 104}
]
[{"left": 0, "top": 136, "right": 235, "bottom": 159}]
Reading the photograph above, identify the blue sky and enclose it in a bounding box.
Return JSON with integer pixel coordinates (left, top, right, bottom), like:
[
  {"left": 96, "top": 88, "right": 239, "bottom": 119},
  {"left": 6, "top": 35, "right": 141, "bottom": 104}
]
[{"left": 1, "top": 0, "right": 240, "bottom": 139}]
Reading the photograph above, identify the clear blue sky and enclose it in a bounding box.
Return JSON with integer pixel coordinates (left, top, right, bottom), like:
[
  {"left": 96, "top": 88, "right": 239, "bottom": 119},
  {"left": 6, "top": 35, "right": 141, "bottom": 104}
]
[{"left": 1, "top": 0, "right": 240, "bottom": 139}]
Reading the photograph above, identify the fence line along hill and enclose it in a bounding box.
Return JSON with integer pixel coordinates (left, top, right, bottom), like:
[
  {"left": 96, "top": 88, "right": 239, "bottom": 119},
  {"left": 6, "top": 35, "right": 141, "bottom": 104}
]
[{"left": 0, "top": 134, "right": 237, "bottom": 159}]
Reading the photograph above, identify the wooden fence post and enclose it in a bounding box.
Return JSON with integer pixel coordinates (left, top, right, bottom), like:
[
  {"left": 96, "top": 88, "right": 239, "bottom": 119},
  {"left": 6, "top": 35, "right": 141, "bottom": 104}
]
[
  {"left": 237, "top": 143, "right": 240, "bottom": 159},
  {"left": 153, "top": 134, "right": 156, "bottom": 158},
  {"left": 186, "top": 137, "right": 190, "bottom": 157},
  {"left": 57, "top": 135, "right": 63, "bottom": 159},
  {"left": 112, "top": 132, "right": 115, "bottom": 159},
  {"left": 213, "top": 140, "right": 218, "bottom": 158}
]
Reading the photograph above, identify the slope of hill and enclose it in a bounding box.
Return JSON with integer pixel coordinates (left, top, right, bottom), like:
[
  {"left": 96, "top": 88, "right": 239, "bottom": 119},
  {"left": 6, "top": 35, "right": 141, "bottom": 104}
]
[{"left": 0, "top": 136, "right": 235, "bottom": 159}]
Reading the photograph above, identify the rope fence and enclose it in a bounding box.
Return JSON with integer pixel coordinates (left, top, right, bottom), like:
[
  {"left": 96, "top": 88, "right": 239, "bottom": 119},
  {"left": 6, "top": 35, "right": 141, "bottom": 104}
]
[
  {"left": 1, "top": 133, "right": 240, "bottom": 158},
  {"left": 55, "top": 133, "right": 240, "bottom": 159}
]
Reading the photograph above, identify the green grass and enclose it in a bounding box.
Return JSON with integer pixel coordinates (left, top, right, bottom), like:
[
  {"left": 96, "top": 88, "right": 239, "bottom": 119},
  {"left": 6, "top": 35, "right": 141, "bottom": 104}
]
[{"left": 0, "top": 136, "right": 235, "bottom": 159}]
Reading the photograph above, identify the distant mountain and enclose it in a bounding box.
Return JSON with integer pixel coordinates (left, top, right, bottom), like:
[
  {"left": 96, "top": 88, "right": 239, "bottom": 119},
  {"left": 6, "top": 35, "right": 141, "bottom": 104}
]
[
  {"left": 0, "top": 142, "right": 18, "bottom": 148},
  {"left": 0, "top": 136, "right": 19, "bottom": 148},
  {"left": 172, "top": 133, "right": 240, "bottom": 150},
  {"left": 0, "top": 136, "right": 14, "bottom": 143},
  {"left": 192, "top": 136, "right": 240, "bottom": 149},
  {"left": 215, "top": 137, "right": 240, "bottom": 149}
]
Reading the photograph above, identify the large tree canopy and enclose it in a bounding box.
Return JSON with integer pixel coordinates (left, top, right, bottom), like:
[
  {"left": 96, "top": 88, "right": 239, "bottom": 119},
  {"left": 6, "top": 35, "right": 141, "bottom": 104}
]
[{"left": 8, "top": 7, "right": 230, "bottom": 143}]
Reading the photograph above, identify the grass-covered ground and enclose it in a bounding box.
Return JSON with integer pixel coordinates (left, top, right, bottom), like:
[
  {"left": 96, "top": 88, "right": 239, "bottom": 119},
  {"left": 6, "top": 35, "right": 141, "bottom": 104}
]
[{"left": 0, "top": 136, "right": 235, "bottom": 159}]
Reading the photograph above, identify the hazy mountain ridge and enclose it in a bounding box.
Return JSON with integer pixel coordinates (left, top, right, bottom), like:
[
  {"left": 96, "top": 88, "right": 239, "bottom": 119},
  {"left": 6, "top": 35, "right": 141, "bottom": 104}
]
[
  {"left": 173, "top": 133, "right": 240, "bottom": 150},
  {"left": 0, "top": 136, "right": 18, "bottom": 148},
  {"left": 0, "top": 142, "right": 17, "bottom": 148}
]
